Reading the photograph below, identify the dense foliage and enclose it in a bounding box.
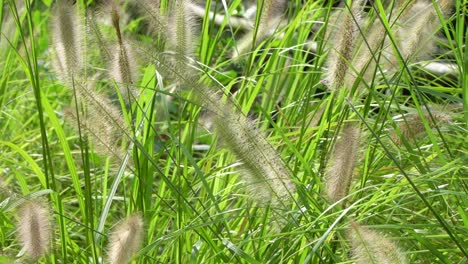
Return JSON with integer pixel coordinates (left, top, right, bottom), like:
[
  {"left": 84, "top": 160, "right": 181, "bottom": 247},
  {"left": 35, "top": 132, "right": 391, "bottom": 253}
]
[{"left": 0, "top": 0, "right": 466, "bottom": 263}]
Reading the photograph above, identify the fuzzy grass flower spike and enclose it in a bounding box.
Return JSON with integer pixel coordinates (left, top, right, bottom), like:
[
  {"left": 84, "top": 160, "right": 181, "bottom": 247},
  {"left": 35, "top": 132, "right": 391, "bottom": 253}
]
[
  {"left": 50, "top": 0, "right": 84, "bottom": 83},
  {"left": 348, "top": 221, "right": 408, "bottom": 264},
  {"left": 16, "top": 200, "right": 52, "bottom": 260},
  {"left": 107, "top": 214, "right": 144, "bottom": 264}
]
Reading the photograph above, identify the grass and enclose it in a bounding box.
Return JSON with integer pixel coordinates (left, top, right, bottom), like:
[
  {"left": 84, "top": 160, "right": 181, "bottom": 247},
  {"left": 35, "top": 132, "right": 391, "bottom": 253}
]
[{"left": 0, "top": 0, "right": 467, "bottom": 263}]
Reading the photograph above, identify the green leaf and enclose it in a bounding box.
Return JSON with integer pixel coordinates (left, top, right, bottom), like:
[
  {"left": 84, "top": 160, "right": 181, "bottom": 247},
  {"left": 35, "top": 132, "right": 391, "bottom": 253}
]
[{"left": 42, "top": 0, "right": 52, "bottom": 7}]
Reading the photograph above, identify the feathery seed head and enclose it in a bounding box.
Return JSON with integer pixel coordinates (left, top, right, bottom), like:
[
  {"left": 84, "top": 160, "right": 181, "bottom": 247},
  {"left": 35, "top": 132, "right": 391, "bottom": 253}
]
[
  {"left": 111, "top": 3, "right": 123, "bottom": 44},
  {"left": 344, "top": 12, "right": 387, "bottom": 90},
  {"left": 326, "top": 0, "right": 364, "bottom": 91},
  {"left": 0, "top": 177, "right": 9, "bottom": 199},
  {"left": 108, "top": 214, "right": 144, "bottom": 264},
  {"left": 390, "top": 110, "right": 451, "bottom": 145},
  {"left": 398, "top": 2, "right": 437, "bottom": 61},
  {"left": 1, "top": 2, "right": 25, "bottom": 58},
  {"left": 199, "top": 87, "right": 295, "bottom": 207},
  {"left": 257, "top": 0, "right": 287, "bottom": 32},
  {"left": 324, "top": 124, "right": 361, "bottom": 204},
  {"left": 139, "top": 0, "right": 166, "bottom": 37},
  {"left": 17, "top": 200, "right": 51, "bottom": 259},
  {"left": 394, "top": 0, "right": 418, "bottom": 18},
  {"left": 100, "top": 1, "right": 140, "bottom": 102},
  {"left": 65, "top": 83, "right": 129, "bottom": 164},
  {"left": 50, "top": 0, "right": 83, "bottom": 83},
  {"left": 260, "top": 0, "right": 288, "bottom": 20},
  {"left": 396, "top": 0, "right": 453, "bottom": 63},
  {"left": 168, "top": 0, "right": 197, "bottom": 67},
  {"left": 109, "top": 41, "right": 139, "bottom": 102},
  {"left": 348, "top": 222, "right": 408, "bottom": 264},
  {"left": 437, "top": 0, "right": 454, "bottom": 16}
]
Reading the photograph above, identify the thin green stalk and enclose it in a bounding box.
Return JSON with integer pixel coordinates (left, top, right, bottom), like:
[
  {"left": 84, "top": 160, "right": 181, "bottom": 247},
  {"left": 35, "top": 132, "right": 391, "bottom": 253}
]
[
  {"left": 8, "top": 0, "right": 68, "bottom": 260},
  {"left": 72, "top": 84, "right": 99, "bottom": 263},
  {"left": 463, "top": 28, "right": 468, "bottom": 129}
]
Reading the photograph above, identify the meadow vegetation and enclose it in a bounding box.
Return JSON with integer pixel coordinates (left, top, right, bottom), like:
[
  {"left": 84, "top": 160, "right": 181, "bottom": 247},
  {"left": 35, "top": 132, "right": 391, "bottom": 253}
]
[{"left": 0, "top": 0, "right": 467, "bottom": 263}]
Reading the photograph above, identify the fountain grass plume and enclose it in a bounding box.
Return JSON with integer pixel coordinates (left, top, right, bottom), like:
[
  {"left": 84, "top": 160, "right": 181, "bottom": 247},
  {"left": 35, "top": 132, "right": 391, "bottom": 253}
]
[
  {"left": 110, "top": 41, "right": 139, "bottom": 102},
  {"left": 167, "top": 0, "right": 197, "bottom": 73},
  {"left": 344, "top": 9, "right": 388, "bottom": 90},
  {"left": 341, "top": 0, "right": 452, "bottom": 88},
  {"left": 0, "top": 2, "right": 25, "bottom": 59},
  {"left": 65, "top": 83, "right": 129, "bottom": 164},
  {"left": 348, "top": 221, "right": 408, "bottom": 264},
  {"left": 258, "top": 0, "right": 288, "bottom": 24},
  {"left": 343, "top": 0, "right": 409, "bottom": 90},
  {"left": 326, "top": 0, "right": 364, "bottom": 91},
  {"left": 390, "top": 110, "right": 451, "bottom": 146},
  {"left": 50, "top": 0, "right": 83, "bottom": 83},
  {"left": 109, "top": 3, "right": 139, "bottom": 103},
  {"left": 396, "top": 0, "right": 453, "bottom": 63},
  {"left": 139, "top": 0, "right": 166, "bottom": 37},
  {"left": 107, "top": 214, "right": 144, "bottom": 264},
  {"left": 394, "top": 0, "right": 417, "bottom": 13},
  {"left": 17, "top": 200, "right": 51, "bottom": 260},
  {"left": 198, "top": 87, "right": 295, "bottom": 207},
  {"left": 324, "top": 123, "right": 361, "bottom": 204}
]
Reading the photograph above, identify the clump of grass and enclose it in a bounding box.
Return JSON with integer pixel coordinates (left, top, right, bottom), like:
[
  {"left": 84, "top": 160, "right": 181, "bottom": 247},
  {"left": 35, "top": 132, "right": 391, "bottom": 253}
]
[
  {"left": 324, "top": 123, "right": 361, "bottom": 204},
  {"left": 348, "top": 221, "right": 408, "bottom": 264},
  {"left": 107, "top": 214, "right": 144, "bottom": 264},
  {"left": 2, "top": 0, "right": 465, "bottom": 261},
  {"left": 390, "top": 109, "right": 451, "bottom": 146},
  {"left": 50, "top": 0, "right": 83, "bottom": 83},
  {"left": 16, "top": 200, "right": 52, "bottom": 260},
  {"left": 167, "top": 1, "right": 295, "bottom": 207}
]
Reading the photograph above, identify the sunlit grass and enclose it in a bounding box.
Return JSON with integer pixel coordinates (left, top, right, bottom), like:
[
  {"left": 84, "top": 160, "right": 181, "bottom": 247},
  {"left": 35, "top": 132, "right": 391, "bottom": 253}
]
[{"left": 0, "top": 0, "right": 466, "bottom": 263}]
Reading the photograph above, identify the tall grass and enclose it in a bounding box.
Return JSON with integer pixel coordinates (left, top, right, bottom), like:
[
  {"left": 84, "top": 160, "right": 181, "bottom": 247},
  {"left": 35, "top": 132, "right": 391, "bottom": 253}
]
[{"left": 0, "top": 0, "right": 466, "bottom": 263}]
